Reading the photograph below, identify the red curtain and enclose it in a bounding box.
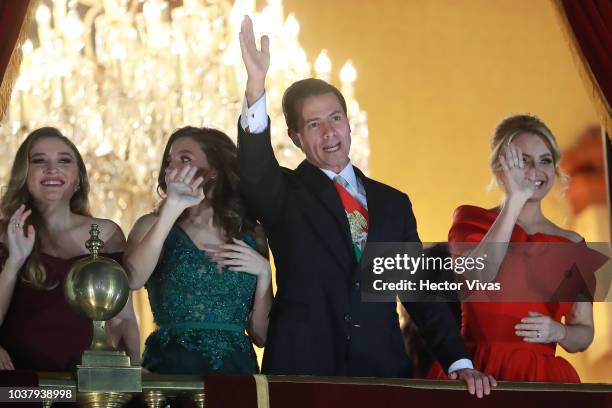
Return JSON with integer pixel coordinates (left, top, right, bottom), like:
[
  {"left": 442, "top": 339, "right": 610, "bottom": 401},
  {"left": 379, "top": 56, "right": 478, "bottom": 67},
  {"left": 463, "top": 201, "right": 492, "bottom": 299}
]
[
  {"left": 0, "top": 0, "right": 33, "bottom": 120},
  {"left": 561, "top": 0, "right": 612, "bottom": 111},
  {"left": 559, "top": 0, "right": 612, "bottom": 244}
]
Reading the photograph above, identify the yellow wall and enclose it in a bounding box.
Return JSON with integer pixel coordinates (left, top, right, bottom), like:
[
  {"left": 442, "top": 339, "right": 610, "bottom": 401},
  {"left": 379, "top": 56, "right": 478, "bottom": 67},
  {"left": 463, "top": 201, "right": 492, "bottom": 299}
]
[
  {"left": 283, "top": 0, "right": 600, "bottom": 236},
  {"left": 281, "top": 0, "right": 610, "bottom": 381}
]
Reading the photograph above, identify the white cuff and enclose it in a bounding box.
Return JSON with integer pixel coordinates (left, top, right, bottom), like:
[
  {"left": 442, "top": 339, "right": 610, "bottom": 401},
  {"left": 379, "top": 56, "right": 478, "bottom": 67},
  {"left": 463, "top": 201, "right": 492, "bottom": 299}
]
[
  {"left": 447, "top": 358, "right": 474, "bottom": 373},
  {"left": 240, "top": 93, "right": 267, "bottom": 133}
]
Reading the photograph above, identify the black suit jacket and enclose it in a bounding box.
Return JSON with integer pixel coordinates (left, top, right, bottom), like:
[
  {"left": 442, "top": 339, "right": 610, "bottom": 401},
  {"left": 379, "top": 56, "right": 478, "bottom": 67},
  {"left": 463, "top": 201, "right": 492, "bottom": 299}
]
[{"left": 238, "top": 122, "right": 468, "bottom": 377}]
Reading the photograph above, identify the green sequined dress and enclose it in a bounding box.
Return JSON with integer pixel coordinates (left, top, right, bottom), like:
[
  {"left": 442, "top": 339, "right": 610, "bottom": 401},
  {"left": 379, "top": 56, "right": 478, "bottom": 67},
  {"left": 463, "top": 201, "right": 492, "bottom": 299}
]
[{"left": 142, "top": 224, "right": 258, "bottom": 374}]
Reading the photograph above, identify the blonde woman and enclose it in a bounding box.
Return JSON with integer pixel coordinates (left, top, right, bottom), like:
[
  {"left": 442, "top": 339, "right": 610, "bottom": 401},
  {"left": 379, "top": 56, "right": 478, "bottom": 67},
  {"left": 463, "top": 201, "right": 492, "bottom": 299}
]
[
  {"left": 0, "top": 127, "right": 139, "bottom": 370},
  {"left": 429, "top": 115, "right": 593, "bottom": 382}
]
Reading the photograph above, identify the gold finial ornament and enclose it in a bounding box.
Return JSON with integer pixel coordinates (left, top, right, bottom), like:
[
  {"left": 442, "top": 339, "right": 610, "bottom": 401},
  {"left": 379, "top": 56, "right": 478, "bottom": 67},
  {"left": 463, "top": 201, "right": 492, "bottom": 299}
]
[
  {"left": 64, "top": 224, "right": 128, "bottom": 325},
  {"left": 85, "top": 224, "right": 104, "bottom": 258},
  {"left": 64, "top": 224, "right": 141, "bottom": 396}
]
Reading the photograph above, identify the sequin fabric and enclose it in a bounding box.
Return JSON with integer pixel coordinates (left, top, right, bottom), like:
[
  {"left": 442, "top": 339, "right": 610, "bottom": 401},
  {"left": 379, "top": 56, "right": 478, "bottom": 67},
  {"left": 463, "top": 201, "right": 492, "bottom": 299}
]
[{"left": 142, "top": 224, "right": 258, "bottom": 374}]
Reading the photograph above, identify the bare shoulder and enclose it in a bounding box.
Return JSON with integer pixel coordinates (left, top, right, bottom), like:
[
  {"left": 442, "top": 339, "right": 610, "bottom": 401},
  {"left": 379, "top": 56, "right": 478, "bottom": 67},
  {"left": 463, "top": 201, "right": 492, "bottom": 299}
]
[
  {"left": 561, "top": 229, "right": 584, "bottom": 243},
  {"left": 92, "top": 218, "right": 123, "bottom": 235},
  {"left": 547, "top": 222, "right": 583, "bottom": 243}
]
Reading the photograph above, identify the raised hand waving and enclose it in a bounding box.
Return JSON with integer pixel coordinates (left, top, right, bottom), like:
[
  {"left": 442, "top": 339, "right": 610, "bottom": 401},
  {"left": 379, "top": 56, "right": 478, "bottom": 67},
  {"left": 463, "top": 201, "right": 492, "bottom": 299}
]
[{"left": 239, "top": 15, "right": 270, "bottom": 105}]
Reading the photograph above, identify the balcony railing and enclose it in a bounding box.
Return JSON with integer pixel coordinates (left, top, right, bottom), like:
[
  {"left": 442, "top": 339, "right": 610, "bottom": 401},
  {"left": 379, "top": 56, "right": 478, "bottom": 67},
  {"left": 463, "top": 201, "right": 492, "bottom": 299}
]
[{"left": 1, "top": 371, "right": 609, "bottom": 407}]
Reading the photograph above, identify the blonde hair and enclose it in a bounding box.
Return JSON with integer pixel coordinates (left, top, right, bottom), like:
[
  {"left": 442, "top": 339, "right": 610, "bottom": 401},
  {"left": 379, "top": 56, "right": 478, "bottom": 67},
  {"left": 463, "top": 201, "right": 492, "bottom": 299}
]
[
  {"left": 0, "top": 127, "right": 90, "bottom": 289},
  {"left": 488, "top": 114, "right": 568, "bottom": 189}
]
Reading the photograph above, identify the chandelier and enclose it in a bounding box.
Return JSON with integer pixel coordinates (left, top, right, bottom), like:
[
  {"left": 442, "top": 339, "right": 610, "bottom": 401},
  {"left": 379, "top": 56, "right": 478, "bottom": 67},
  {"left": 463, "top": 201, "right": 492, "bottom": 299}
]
[{"left": 0, "top": 0, "right": 369, "bottom": 229}]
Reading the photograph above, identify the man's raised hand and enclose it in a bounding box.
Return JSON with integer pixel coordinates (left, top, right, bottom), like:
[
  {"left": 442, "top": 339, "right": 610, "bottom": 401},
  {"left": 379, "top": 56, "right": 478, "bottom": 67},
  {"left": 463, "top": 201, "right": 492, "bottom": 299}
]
[{"left": 239, "top": 15, "right": 270, "bottom": 105}]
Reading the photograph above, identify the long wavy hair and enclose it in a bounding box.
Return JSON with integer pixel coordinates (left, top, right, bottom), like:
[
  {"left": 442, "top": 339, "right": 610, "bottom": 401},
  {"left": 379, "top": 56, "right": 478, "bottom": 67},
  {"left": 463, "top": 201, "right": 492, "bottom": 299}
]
[
  {"left": 0, "top": 127, "right": 90, "bottom": 289},
  {"left": 156, "top": 126, "right": 255, "bottom": 240}
]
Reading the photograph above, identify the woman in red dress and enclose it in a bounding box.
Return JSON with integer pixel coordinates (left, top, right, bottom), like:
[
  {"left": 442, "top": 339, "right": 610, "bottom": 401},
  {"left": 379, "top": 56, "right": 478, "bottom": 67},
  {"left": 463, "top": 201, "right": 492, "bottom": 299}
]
[
  {"left": 0, "top": 127, "right": 140, "bottom": 371},
  {"left": 430, "top": 114, "right": 594, "bottom": 382}
]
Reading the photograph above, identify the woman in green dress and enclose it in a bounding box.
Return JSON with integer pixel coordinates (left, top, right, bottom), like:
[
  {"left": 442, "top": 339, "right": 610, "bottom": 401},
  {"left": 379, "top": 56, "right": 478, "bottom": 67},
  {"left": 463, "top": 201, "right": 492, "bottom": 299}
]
[{"left": 124, "top": 126, "right": 272, "bottom": 374}]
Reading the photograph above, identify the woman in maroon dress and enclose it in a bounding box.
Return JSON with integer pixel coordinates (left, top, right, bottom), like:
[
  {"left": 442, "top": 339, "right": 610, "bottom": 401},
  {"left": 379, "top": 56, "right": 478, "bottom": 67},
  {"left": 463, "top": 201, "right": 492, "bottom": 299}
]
[
  {"left": 0, "top": 127, "right": 140, "bottom": 371},
  {"left": 429, "top": 114, "right": 594, "bottom": 382}
]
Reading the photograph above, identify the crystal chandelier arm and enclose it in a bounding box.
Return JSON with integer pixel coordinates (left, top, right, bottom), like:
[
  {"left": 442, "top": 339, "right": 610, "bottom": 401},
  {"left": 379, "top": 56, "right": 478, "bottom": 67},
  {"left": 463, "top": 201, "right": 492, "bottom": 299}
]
[
  {"left": 83, "top": 3, "right": 103, "bottom": 60},
  {"left": 128, "top": 0, "right": 140, "bottom": 15}
]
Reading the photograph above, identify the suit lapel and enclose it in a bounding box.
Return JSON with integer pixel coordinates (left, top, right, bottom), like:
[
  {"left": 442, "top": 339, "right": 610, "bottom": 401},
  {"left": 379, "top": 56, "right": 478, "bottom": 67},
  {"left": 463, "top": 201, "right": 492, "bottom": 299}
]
[{"left": 296, "top": 161, "right": 355, "bottom": 266}]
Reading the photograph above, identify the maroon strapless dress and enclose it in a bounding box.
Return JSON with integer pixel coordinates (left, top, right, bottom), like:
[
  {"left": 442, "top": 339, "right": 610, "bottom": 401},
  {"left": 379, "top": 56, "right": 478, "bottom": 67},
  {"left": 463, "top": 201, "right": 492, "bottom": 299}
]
[{"left": 0, "top": 252, "right": 122, "bottom": 371}]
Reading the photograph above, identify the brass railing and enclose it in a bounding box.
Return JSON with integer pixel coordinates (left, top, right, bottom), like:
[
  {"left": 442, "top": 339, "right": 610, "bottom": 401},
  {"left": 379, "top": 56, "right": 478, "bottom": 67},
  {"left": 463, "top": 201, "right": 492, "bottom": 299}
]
[{"left": 32, "top": 372, "right": 612, "bottom": 408}]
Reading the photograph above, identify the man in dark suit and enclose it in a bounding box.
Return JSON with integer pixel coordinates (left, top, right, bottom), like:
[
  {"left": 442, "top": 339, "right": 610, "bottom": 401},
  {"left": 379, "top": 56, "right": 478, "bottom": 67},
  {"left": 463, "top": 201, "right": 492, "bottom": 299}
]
[{"left": 237, "top": 16, "right": 495, "bottom": 397}]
